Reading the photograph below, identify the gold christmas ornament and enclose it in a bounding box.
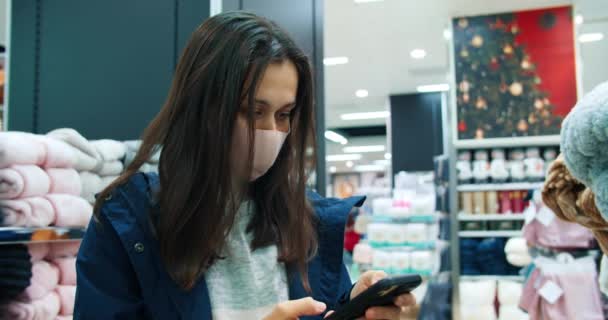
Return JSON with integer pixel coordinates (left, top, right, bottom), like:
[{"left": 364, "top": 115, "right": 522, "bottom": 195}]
[
  {"left": 504, "top": 44, "right": 514, "bottom": 55},
  {"left": 471, "top": 35, "right": 484, "bottom": 48},
  {"left": 475, "top": 128, "right": 484, "bottom": 139},
  {"left": 463, "top": 93, "right": 470, "bottom": 103},
  {"left": 511, "top": 25, "right": 519, "bottom": 34},
  {"left": 517, "top": 119, "right": 529, "bottom": 132},
  {"left": 458, "top": 18, "right": 469, "bottom": 29},
  {"left": 509, "top": 82, "right": 523, "bottom": 96},
  {"left": 529, "top": 113, "right": 538, "bottom": 124},
  {"left": 534, "top": 99, "right": 544, "bottom": 110},
  {"left": 461, "top": 49, "right": 469, "bottom": 58},
  {"left": 543, "top": 97, "right": 550, "bottom": 105},
  {"left": 521, "top": 59, "right": 531, "bottom": 70},
  {"left": 475, "top": 97, "right": 487, "bottom": 109},
  {"left": 459, "top": 80, "right": 470, "bottom": 92}
]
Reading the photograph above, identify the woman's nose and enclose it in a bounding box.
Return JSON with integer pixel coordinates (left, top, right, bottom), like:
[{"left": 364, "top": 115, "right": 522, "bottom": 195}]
[{"left": 256, "top": 116, "right": 277, "bottom": 131}]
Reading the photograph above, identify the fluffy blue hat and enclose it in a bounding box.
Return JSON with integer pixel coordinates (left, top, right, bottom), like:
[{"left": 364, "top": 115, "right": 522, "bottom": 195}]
[{"left": 561, "top": 81, "right": 608, "bottom": 220}]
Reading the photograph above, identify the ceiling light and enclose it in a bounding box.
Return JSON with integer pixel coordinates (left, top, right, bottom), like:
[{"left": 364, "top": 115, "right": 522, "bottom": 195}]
[
  {"left": 384, "top": 153, "right": 392, "bottom": 160},
  {"left": 324, "top": 130, "right": 348, "bottom": 145},
  {"left": 354, "top": 164, "right": 386, "bottom": 172},
  {"left": 341, "top": 111, "right": 390, "bottom": 121},
  {"left": 579, "top": 33, "right": 604, "bottom": 43},
  {"left": 575, "top": 15, "right": 584, "bottom": 25},
  {"left": 346, "top": 161, "right": 354, "bottom": 168},
  {"left": 417, "top": 83, "right": 450, "bottom": 92},
  {"left": 326, "top": 154, "right": 362, "bottom": 162},
  {"left": 355, "top": 89, "right": 369, "bottom": 98},
  {"left": 443, "top": 29, "right": 452, "bottom": 40},
  {"left": 329, "top": 166, "right": 337, "bottom": 173},
  {"left": 343, "top": 145, "right": 386, "bottom": 153},
  {"left": 410, "top": 49, "right": 427, "bottom": 59},
  {"left": 354, "top": 0, "right": 383, "bottom": 3},
  {"left": 323, "top": 56, "right": 349, "bottom": 66}
]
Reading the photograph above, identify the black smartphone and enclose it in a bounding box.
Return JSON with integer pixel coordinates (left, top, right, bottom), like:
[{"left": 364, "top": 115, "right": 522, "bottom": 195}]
[{"left": 324, "top": 274, "right": 422, "bottom": 320}]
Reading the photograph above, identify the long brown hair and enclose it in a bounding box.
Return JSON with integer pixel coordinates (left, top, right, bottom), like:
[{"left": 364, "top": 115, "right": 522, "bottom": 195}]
[{"left": 95, "top": 11, "right": 318, "bottom": 291}]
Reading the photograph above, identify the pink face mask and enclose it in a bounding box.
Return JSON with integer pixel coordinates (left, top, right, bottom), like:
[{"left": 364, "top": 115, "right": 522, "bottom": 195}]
[{"left": 232, "top": 122, "right": 288, "bottom": 181}]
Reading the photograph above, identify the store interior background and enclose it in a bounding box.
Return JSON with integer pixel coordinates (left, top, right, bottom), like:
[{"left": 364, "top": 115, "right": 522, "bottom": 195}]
[
  {"left": 323, "top": 0, "right": 608, "bottom": 196},
  {"left": 2, "top": 0, "right": 608, "bottom": 319}
]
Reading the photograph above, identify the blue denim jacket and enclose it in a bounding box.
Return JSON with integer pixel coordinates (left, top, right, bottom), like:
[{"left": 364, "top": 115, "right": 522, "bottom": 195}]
[{"left": 74, "top": 172, "right": 364, "bottom": 319}]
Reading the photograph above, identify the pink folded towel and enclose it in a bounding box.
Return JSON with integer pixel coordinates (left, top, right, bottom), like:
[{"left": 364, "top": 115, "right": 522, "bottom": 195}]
[
  {"left": 55, "top": 286, "right": 76, "bottom": 316},
  {"left": 51, "top": 257, "right": 76, "bottom": 286},
  {"left": 9, "top": 291, "right": 61, "bottom": 320},
  {"left": 36, "top": 136, "right": 77, "bottom": 169},
  {"left": 46, "top": 194, "right": 93, "bottom": 227},
  {"left": 1, "top": 197, "right": 56, "bottom": 227},
  {"left": 24, "top": 260, "right": 60, "bottom": 301},
  {"left": 48, "top": 241, "right": 80, "bottom": 259},
  {"left": 0, "top": 165, "right": 51, "bottom": 199},
  {"left": 28, "top": 243, "right": 50, "bottom": 262},
  {"left": 97, "top": 160, "right": 124, "bottom": 176},
  {"left": 0, "top": 131, "right": 46, "bottom": 168},
  {"left": 46, "top": 168, "right": 81, "bottom": 196}
]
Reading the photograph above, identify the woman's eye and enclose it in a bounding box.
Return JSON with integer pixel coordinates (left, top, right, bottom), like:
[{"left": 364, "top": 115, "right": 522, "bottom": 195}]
[
  {"left": 255, "top": 110, "right": 264, "bottom": 117},
  {"left": 278, "top": 113, "right": 291, "bottom": 120}
]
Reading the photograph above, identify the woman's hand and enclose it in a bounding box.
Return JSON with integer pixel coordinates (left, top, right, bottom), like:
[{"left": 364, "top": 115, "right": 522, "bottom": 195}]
[
  {"left": 350, "top": 270, "right": 416, "bottom": 320},
  {"left": 263, "top": 297, "right": 327, "bottom": 320}
]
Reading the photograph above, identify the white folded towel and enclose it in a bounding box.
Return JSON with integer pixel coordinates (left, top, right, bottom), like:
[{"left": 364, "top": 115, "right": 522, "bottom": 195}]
[
  {"left": 79, "top": 172, "right": 103, "bottom": 204},
  {"left": 91, "top": 140, "right": 127, "bottom": 161},
  {"left": 97, "top": 161, "right": 124, "bottom": 176},
  {"left": 47, "top": 129, "right": 102, "bottom": 172}
]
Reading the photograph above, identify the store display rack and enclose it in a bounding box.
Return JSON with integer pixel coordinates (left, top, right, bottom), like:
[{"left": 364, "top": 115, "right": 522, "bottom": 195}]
[
  {"left": 458, "top": 214, "right": 525, "bottom": 221},
  {"left": 459, "top": 275, "right": 524, "bottom": 282},
  {"left": 371, "top": 214, "right": 438, "bottom": 224},
  {"left": 0, "top": 226, "right": 86, "bottom": 244},
  {"left": 456, "top": 182, "right": 545, "bottom": 192},
  {"left": 458, "top": 230, "right": 522, "bottom": 238}
]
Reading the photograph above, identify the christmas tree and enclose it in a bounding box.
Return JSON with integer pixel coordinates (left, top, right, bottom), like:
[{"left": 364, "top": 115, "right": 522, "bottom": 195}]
[{"left": 453, "top": 13, "right": 563, "bottom": 139}]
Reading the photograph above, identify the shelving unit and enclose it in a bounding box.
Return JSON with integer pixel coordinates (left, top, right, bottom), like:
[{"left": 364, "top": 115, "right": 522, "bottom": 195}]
[
  {"left": 458, "top": 230, "right": 522, "bottom": 238},
  {"left": 458, "top": 213, "right": 525, "bottom": 221},
  {"left": 456, "top": 182, "right": 545, "bottom": 192},
  {"left": 459, "top": 275, "right": 524, "bottom": 282},
  {"left": 371, "top": 214, "right": 438, "bottom": 224},
  {"left": 0, "top": 227, "right": 86, "bottom": 244}
]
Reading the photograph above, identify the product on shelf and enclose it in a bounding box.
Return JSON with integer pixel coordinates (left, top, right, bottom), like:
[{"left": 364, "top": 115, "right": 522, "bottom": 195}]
[
  {"left": 511, "top": 191, "right": 525, "bottom": 214},
  {"left": 410, "top": 251, "right": 434, "bottom": 273},
  {"left": 390, "top": 252, "right": 411, "bottom": 275},
  {"left": 367, "top": 223, "right": 389, "bottom": 246},
  {"left": 372, "top": 250, "right": 391, "bottom": 271},
  {"left": 490, "top": 149, "right": 509, "bottom": 182},
  {"left": 543, "top": 147, "right": 558, "bottom": 176},
  {"left": 456, "top": 151, "right": 473, "bottom": 184},
  {"left": 486, "top": 191, "right": 499, "bottom": 214},
  {"left": 499, "top": 191, "right": 512, "bottom": 214},
  {"left": 473, "top": 191, "right": 486, "bottom": 214},
  {"left": 508, "top": 149, "right": 526, "bottom": 182},
  {"left": 353, "top": 242, "right": 373, "bottom": 265},
  {"left": 387, "top": 225, "right": 407, "bottom": 246},
  {"left": 460, "top": 221, "right": 486, "bottom": 231},
  {"left": 461, "top": 192, "right": 474, "bottom": 213},
  {"left": 472, "top": 150, "right": 490, "bottom": 183},
  {"left": 372, "top": 198, "right": 393, "bottom": 216},
  {"left": 405, "top": 224, "right": 429, "bottom": 243},
  {"left": 524, "top": 147, "right": 545, "bottom": 182}
]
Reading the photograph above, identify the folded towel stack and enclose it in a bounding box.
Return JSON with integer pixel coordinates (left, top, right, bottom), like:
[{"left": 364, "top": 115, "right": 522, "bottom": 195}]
[
  {"left": 0, "top": 132, "right": 91, "bottom": 228},
  {"left": 47, "top": 129, "right": 127, "bottom": 205},
  {"left": 124, "top": 140, "right": 160, "bottom": 174},
  {"left": 7, "top": 242, "right": 80, "bottom": 320}
]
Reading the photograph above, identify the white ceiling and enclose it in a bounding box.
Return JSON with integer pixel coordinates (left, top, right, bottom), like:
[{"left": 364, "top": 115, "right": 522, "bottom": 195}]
[
  {"left": 324, "top": 0, "right": 608, "bottom": 129},
  {"left": 323, "top": 0, "right": 608, "bottom": 173}
]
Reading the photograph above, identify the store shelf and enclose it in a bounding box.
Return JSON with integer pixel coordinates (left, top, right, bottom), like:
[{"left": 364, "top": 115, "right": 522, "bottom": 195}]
[
  {"left": 370, "top": 241, "right": 437, "bottom": 250},
  {"left": 372, "top": 214, "right": 437, "bottom": 224},
  {"left": 458, "top": 213, "right": 525, "bottom": 221},
  {"left": 460, "top": 275, "right": 524, "bottom": 281},
  {"left": 0, "top": 226, "right": 86, "bottom": 244},
  {"left": 458, "top": 230, "right": 522, "bottom": 238},
  {"left": 456, "top": 182, "right": 544, "bottom": 192},
  {"left": 454, "top": 135, "right": 560, "bottom": 149}
]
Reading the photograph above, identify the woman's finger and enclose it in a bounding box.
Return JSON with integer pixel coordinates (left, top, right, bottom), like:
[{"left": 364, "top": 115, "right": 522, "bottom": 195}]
[
  {"left": 393, "top": 293, "right": 416, "bottom": 307},
  {"left": 365, "top": 306, "right": 401, "bottom": 319}
]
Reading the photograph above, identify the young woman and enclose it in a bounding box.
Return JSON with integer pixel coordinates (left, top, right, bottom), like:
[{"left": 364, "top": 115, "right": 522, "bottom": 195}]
[{"left": 74, "top": 11, "right": 414, "bottom": 320}]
